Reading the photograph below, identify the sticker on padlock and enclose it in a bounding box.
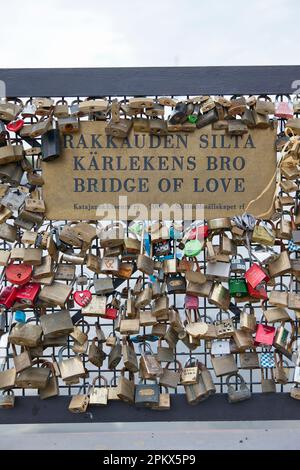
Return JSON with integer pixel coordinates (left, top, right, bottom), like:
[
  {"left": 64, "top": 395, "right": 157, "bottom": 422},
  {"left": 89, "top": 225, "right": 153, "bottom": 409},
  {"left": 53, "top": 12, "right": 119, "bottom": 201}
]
[{"left": 211, "top": 339, "right": 231, "bottom": 355}]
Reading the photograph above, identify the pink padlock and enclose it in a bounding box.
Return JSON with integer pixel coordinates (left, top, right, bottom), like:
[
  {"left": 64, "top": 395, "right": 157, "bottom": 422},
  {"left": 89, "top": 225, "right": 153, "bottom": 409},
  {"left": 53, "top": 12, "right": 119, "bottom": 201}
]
[
  {"left": 184, "top": 294, "right": 199, "bottom": 309},
  {"left": 275, "top": 98, "right": 293, "bottom": 119}
]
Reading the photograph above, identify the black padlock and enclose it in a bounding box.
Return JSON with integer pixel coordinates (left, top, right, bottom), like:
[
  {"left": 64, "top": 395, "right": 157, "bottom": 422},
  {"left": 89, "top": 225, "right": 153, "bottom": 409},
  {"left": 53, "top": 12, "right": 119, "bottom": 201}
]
[
  {"left": 41, "top": 129, "right": 60, "bottom": 161},
  {"left": 168, "top": 102, "right": 188, "bottom": 124}
]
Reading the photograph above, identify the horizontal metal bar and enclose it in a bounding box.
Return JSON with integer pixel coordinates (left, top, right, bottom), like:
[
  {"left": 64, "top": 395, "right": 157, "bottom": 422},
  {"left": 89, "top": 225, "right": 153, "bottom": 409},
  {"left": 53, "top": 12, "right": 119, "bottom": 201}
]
[
  {"left": 0, "top": 66, "right": 299, "bottom": 97},
  {"left": 0, "top": 394, "right": 299, "bottom": 424}
]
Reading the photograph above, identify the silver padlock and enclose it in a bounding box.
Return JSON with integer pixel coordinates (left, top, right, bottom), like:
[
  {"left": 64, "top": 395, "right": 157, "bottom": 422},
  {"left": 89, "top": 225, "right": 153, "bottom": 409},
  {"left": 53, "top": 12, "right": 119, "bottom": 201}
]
[
  {"left": 22, "top": 100, "right": 37, "bottom": 118},
  {"left": 230, "top": 254, "right": 246, "bottom": 274},
  {"left": 226, "top": 373, "right": 251, "bottom": 403},
  {"left": 1, "top": 188, "right": 27, "bottom": 216}
]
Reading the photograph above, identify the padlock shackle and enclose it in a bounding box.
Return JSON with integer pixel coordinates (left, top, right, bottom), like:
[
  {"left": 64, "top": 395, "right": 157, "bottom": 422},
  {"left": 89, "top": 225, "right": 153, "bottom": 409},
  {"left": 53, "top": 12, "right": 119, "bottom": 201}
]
[
  {"left": 74, "top": 319, "right": 90, "bottom": 334},
  {"left": 92, "top": 374, "right": 108, "bottom": 388},
  {"left": 226, "top": 372, "right": 245, "bottom": 386},
  {"left": 138, "top": 341, "right": 153, "bottom": 356},
  {"left": 184, "top": 356, "right": 198, "bottom": 368},
  {"left": 165, "top": 359, "right": 182, "bottom": 371},
  {"left": 215, "top": 310, "right": 231, "bottom": 322}
]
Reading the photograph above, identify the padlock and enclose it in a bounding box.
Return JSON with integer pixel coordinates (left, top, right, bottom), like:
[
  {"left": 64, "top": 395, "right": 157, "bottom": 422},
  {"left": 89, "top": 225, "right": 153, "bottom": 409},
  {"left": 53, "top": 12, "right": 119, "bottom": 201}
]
[
  {"left": 230, "top": 254, "right": 246, "bottom": 274},
  {"left": 0, "top": 285, "right": 18, "bottom": 308},
  {"left": 168, "top": 102, "right": 188, "bottom": 124},
  {"left": 6, "top": 263, "right": 33, "bottom": 286},
  {"left": 215, "top": 311, "right": 235, "bottom": 338},
  {"left": 11, "top": 344, "right": 32, "bottom": 373},
  {"left": 261, "top": 366, "right": 276, "bottom": 393},
  {"left": 268, "top": 249, "right": 291, "bottom": 278},
  {"left": 0, "top": 389, "right": 15, "bottom": 408},
  {"left": 245, "top": 263, "right": 269, "bottom": 288},
  {"left": 40, "top": 309, "right": 74, "bottom": 338},
  {"left": 211, "top": 339, "right": 231, "bottom": 355},
  {"left": 166, "top": 273, "right": 186, "bottom": 294},
  {"left": 58, "top": 346, "right": 85, "bottom": 382},
  {"left": 269, "top": 283, "right": 288, "bottom": 307},
  {"left": 137, "top": 230, "right": 154, "bottom": 275},
  {"left": 15, "top": 358, "right": 50, "bottom": 389},
  {"left": 1, "top": 187, "right": 26, "bottom": 215},
  {"left": 273, "top": 320, "right": 295, "bottom": 360},
  {"left": 211, "top": 353, "right": 238, "bottom": 377},
  {"left": 135, "top": 379, "right": 160, "bottom": 407},
  {"left": 99, "top": 256, "right": 120, "bottom": 275},
  {"left": 180, "top": 357, "right": 199, "bottom": 385},
  {"left": 39, "top": 361, "right": 59, "bottom": 400},
  {"left": 275, "top": 95, "right": 293, "bottom": 119},
  {"left": 229, "top": 277, "right": 248, "bottom": 298},
  {"left": 228, "top": 96, "right": 247, "bottom": 116},
  {"left": 274, "top": 352, "right": 289, "bottom": 384},
  {"left": 0, "top": 163, "right": 24, "bottom": 186},
  {"left": 240, "top": 303, "right": 257, "bottom": 332},
  {"left": 120, "top": 337, "right": 138, "bottom": 373},
  {"left": 226, "top": 373, "right": 251, "bottom": 403},
  {"left": 9, "top": 317, "right": 42, "bottom": 348},
  {"left": 41, "top": 128, "right": 60, "bottom": 162},
  {"left": 255, "top": 314, "right": 276, "bottom": 347},
  {"left": 89, "top": 376, "right": 108, "bottom": 406},
  {"left": 39, "top": 280, "right": 74, "bottom": 307},
  {"left": 152, "top": 294, "right": 169, "bottom": 318},
  {"left": 135, "top": 283, "right": 153, "bottom": 309},
  {"left": 68, "top": 386, "right": 89, "bottom": 413},
  {"left": 208, "top": 282, "right": 230, "bottom": 310},
  {"left": 108, "top": 336, "right": 122, "bottom": 369},
  {"left": 139, "top": 342, "right": 162, "bottom": 380},
  {"left": 22, "top": 100, "right": 36, "bottom": 118},
  {"left": 232, "top": 329, "right": 254, "bottom": 351},
  {"left": 14, "top": 283, "right": 40, "bottom": 305},
  {"left": 73, "top": 275, "right": 92, "bottom": 307},
  {"left": 116, "top": 368, "right": 135, "bottom": 404},
  {"left": 239, "top": 350, "right": 260, "bottom": 369},
  {"left": 119, "top": 305, "right": 140, "bottom": 335},
  {"left": 57, "top": 116, "right": 79, "bottom": 134},
  {"left": 252, "top": 220, "right": 276, "bottom": 246}
]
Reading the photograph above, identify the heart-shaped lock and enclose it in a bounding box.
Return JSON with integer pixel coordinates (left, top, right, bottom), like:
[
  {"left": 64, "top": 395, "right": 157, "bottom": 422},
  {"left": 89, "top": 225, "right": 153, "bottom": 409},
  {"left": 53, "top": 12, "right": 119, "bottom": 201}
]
[
  {"left": 6, "top": 119, "right": 24, "bottom": 133},
  {"left": 73, "top": 275, "right": 92, "bottom": 307},
  {"left": 73, "top": 290, "right": 92, "bottom": 307},
  {"left": 5, "top": 263, "right": 32, "bottom": 286}
]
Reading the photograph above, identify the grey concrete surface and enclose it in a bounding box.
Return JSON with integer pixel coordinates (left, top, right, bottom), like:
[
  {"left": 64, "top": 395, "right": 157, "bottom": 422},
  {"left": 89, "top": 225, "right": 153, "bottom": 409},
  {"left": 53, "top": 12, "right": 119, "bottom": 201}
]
[{"left": 0, "top": 421, "right": 300, "bottom": 450}]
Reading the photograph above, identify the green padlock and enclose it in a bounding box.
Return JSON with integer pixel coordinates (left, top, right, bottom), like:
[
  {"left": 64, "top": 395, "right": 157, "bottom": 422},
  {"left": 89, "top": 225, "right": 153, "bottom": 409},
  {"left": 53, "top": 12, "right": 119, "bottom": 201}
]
[
  {"left": 188, "top": 115, "right": 198, "bottom": 124},
  {"left": 229, "top": 278, "right": 248, "bottom": 298},
  {"left": 183, "top": 239, "right": 203, "bottom": 257}
]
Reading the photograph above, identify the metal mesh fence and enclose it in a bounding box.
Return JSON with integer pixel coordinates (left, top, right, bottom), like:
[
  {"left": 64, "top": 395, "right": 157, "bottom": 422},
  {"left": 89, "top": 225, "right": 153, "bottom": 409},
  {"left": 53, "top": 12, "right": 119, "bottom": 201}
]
[{"left": 1, "top": 92, "right": 298, "bottom": 400}]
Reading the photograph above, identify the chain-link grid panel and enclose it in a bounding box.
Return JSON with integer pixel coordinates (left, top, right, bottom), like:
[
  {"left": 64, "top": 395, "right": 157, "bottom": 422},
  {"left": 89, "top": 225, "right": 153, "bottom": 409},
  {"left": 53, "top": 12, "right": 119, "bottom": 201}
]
[{"left": 0, "top": 92, "right": 298, "bottom": 404}]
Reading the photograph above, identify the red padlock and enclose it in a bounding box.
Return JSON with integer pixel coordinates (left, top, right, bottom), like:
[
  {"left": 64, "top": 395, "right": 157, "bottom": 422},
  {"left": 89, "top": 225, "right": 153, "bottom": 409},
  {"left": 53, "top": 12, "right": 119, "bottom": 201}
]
[
  {"left": 0, "top": 285, "right": 18, "bottom": 308},
  {"left": 73, "top": 290, "right": 92, "bottom": 307},
  {"left": 73, "top": 276, "right": 92, "bottom": 307},
  {"left": 6, "top": 119, "right": 24, "bottom": 133},
  {"left": 5, "top": 263, "right": 32, "bottom": 286},
  {"left": 245, "top": 263, "right": 269, "bottom": 289},
  {"left": 254, "top": 323, "right": 276, "bottom": 347},
  {"left": 184, "top": 294, "right": 199, "bottom": 309},
  {"left": 188, "top": 225, "right": 210, "bottom": 241},
  {"left": 103, "top": 303, "right": 118, "bottom": 320},
  {"left": 247, "top": 282, "right": 268, "bottom": 300},
  {"left": 15, "top": 283, "right": 41, "bottom": 305}
]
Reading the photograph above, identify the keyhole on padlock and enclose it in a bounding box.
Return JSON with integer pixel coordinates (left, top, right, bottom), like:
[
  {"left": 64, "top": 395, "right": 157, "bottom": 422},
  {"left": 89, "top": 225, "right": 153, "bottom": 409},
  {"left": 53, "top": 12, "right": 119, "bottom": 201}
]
[{"left": 17, "top": 273, "right": 21, "bottom": 279}]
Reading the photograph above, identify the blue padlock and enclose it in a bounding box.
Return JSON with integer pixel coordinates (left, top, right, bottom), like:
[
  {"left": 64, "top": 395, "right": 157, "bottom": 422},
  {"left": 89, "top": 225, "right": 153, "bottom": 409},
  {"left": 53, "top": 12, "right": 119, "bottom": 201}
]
[{"left": 15, "top": 310, "right": 26, "bottom": 323}]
